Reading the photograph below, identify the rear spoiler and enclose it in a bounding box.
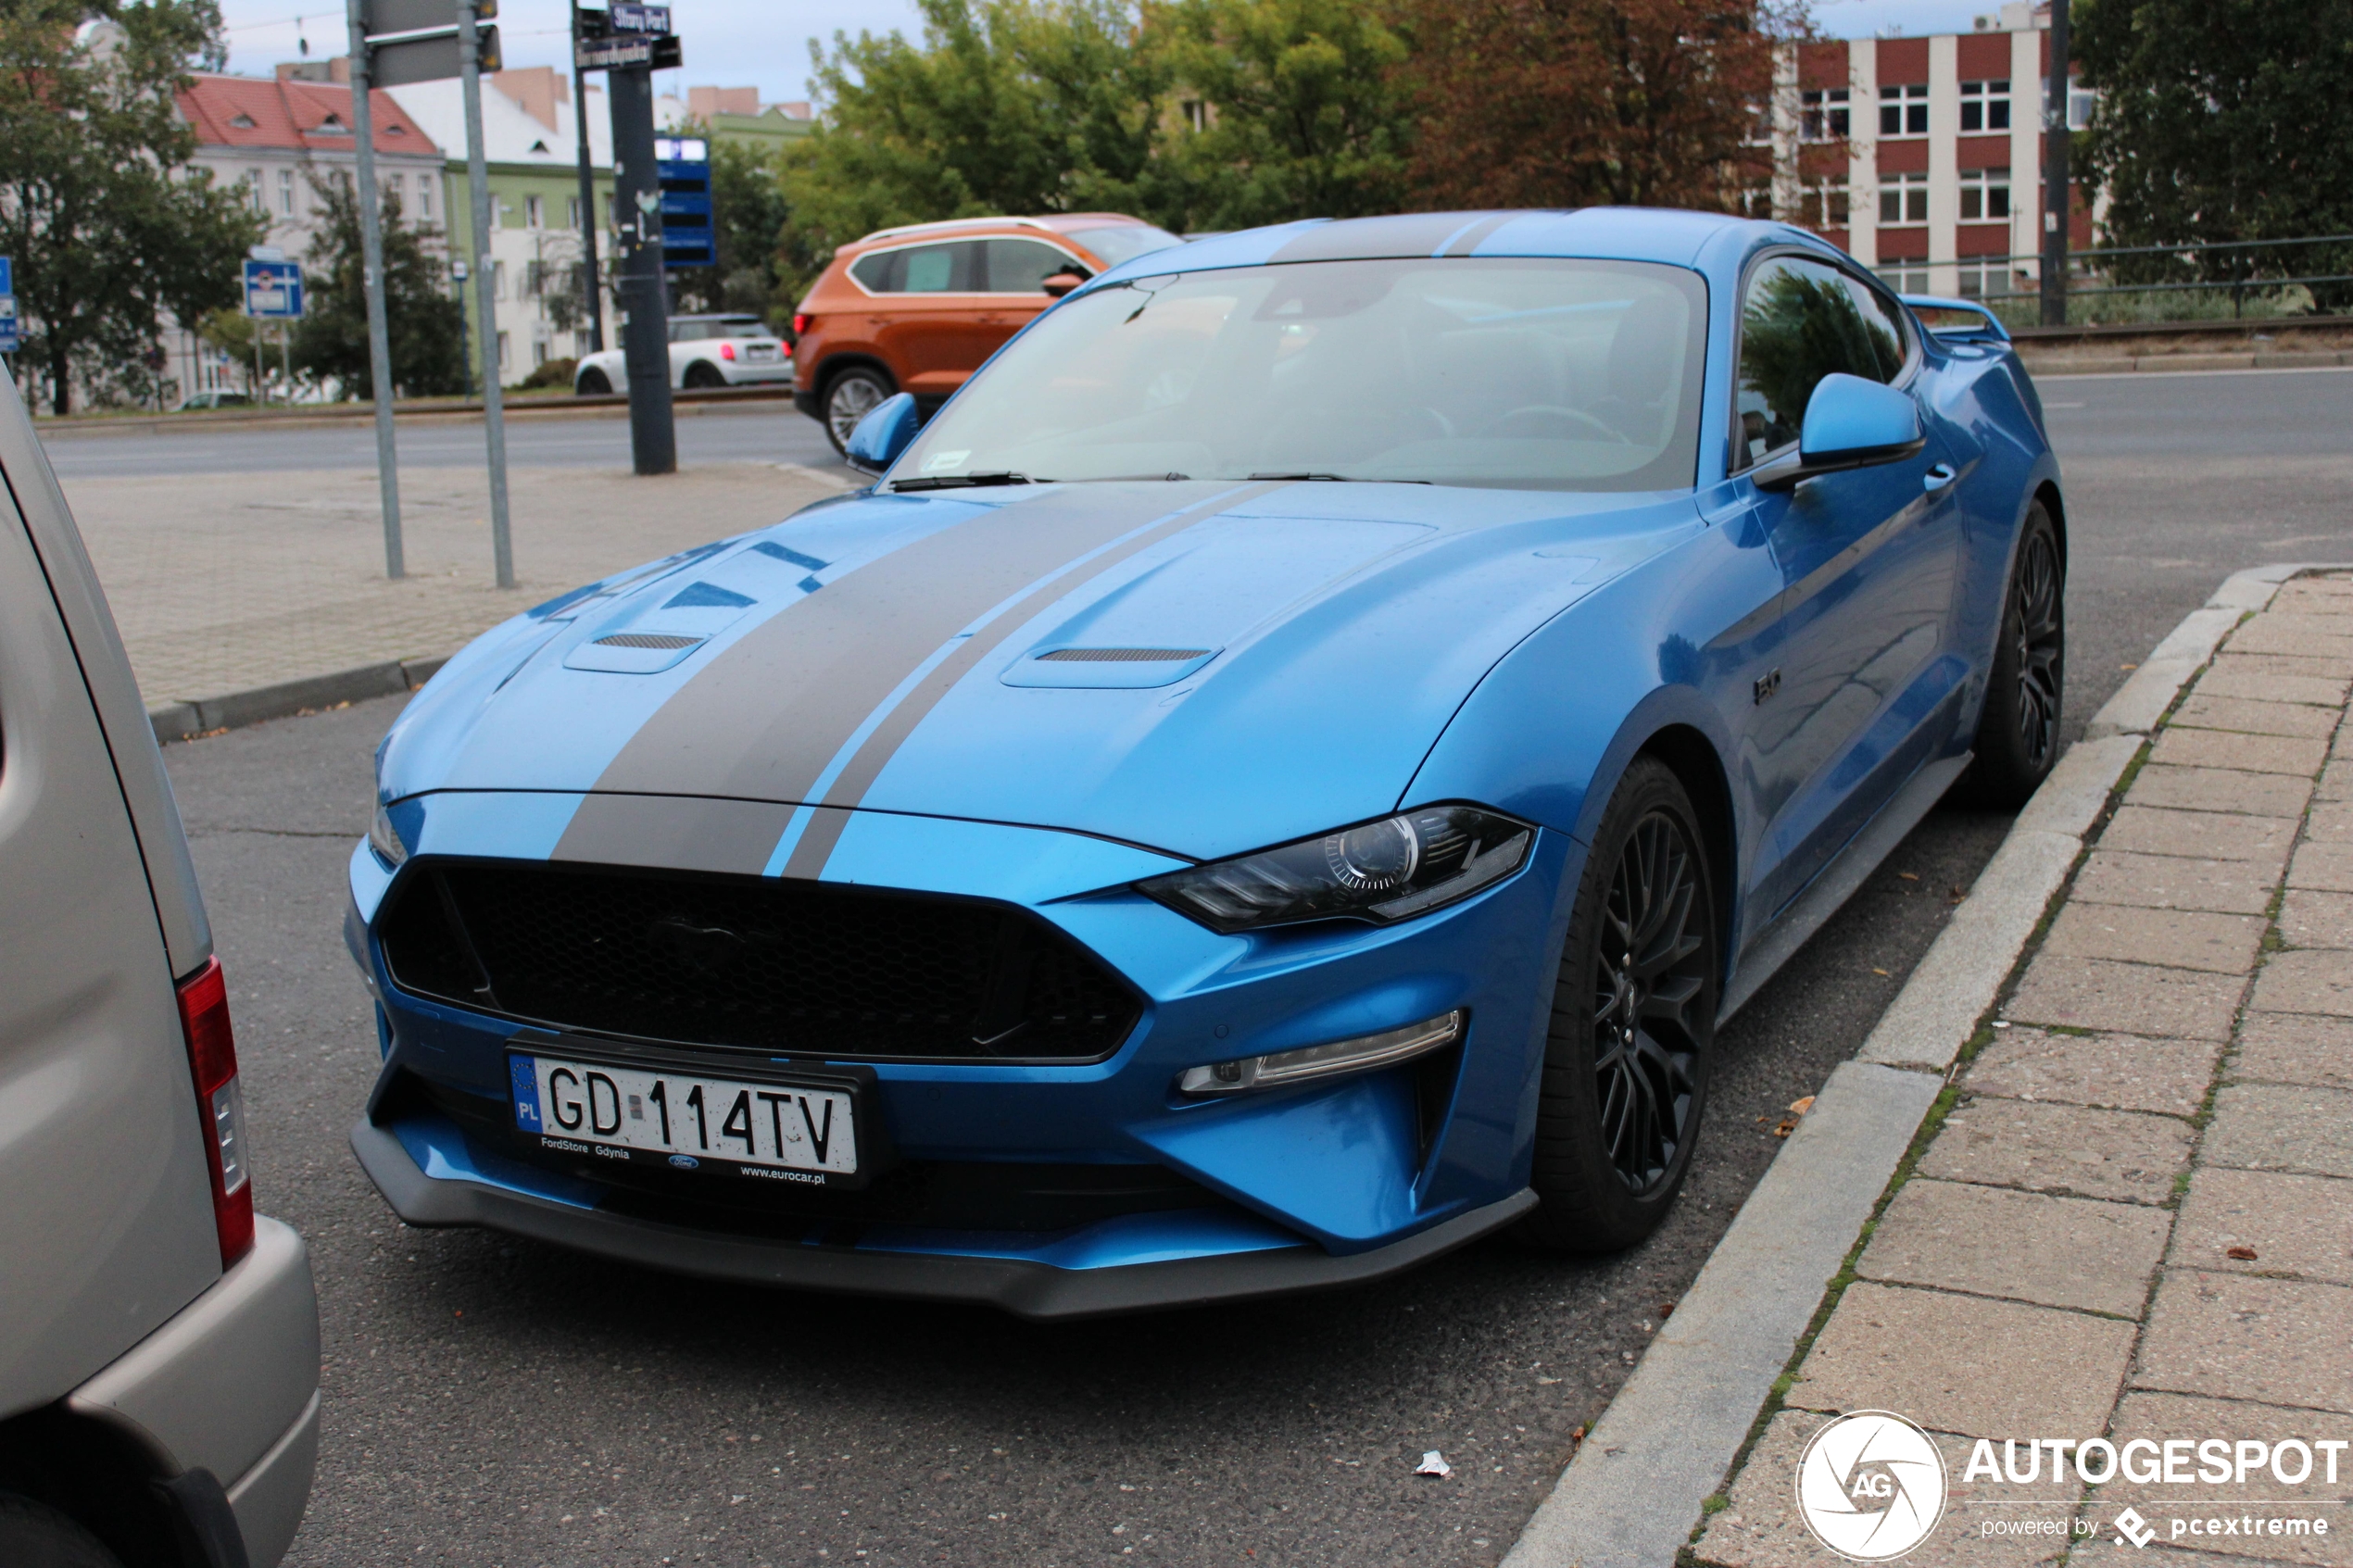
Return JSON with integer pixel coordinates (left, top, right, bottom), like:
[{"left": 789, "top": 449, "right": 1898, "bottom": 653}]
[{"left": 1899, "top": 294, "right": 2012, "bottom": 344}]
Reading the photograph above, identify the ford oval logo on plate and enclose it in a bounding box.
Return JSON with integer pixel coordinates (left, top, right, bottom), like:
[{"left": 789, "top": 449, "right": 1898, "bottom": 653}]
[{"left": 668, "top": 1154, "right": 699, "bottom": 1170}]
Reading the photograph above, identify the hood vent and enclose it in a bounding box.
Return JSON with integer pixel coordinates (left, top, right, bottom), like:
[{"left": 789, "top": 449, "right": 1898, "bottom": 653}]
[
  {"left": 1038, "top": 647, "right": 1211, "bottom": 663},
  {"left": 594, "top": 633, "right": 703, "bottom": 650}
]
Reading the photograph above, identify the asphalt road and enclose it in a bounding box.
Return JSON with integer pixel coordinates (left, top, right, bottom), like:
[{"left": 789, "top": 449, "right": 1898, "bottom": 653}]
[
  {"left": 35, "top": 402, "right": 848, "bottom": 479},
  {"left": 149, "top": 363, "right": 2351, "bottom": 1567}
]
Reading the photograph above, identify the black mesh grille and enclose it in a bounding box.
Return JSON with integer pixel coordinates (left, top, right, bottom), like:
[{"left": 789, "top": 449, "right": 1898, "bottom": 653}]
[
  {"left": 378, "top": 859, "right": 1140, "bottom": 1061},
  {"left": 1037, "top": 647, "right": 1210, "bottom": 663}
]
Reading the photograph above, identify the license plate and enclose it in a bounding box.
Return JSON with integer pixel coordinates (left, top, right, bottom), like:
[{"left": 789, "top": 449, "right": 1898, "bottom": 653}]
[
  {"left": 745, "top": 344, "right": 779, "bottom": 361},
  {"left": 509, "top": 1051, "right": 857, "bottom": 1184}
]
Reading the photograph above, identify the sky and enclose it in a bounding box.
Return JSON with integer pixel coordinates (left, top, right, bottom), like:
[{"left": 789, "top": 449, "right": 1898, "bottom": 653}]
[{"left": 214, "top": 0, "right": 2007, "bottom": 107}]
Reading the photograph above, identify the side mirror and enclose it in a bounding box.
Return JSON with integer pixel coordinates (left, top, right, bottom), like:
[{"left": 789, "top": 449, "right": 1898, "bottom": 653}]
[
  {"left": 1040, "top": 270, "right": 1087, "bottom": 298},
  {"left": 844, "top": 391, "right": 921, "bottom": 476},
  {"left": 1752, "top": 372, "right": 1926, "bottom": 492}
]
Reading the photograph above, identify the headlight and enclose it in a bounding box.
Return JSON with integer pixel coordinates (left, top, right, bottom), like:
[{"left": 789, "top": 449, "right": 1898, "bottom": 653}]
[
  {"left": 368, "top": 802, "right": 408, "bottom": 868},
  {"left": 1139, "top": 805, "right": 1532, "bottom": 934}
]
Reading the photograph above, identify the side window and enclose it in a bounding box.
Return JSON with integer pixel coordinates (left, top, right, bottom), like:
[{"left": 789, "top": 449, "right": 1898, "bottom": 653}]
[
  {"left": 849, "top": 242, "right": 981, "bottom": 294},
  {"left": 1734, "top": 257, "right": 1908, "bottom": 465},
  {"left": 986, "top": 238, "right": 1087, "bottom": 294}
]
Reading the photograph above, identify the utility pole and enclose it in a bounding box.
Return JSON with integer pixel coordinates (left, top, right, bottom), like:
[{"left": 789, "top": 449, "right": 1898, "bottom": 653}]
[
  {"left": 2040, "top": 0, "right": 2071, "bottom": 328},
  {"left": 609, "top": 59, "right": 674, "bottom": 474},
  {"left": 570, "top": 0, "right": 604, "bottom": 353},
  {"left": 345, "top": 0, "right": 405, "bottom": 580},
  {"left": 459, "top": 0, "right": 515, "bottom": 588}
]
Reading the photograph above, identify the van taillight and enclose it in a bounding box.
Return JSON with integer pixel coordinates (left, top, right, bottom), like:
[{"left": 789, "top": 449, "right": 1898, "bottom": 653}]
[
  {"left": 177, "top": 959, "right": 254, "bottom": 1268},
  {"left": 792, "top": 313, "right": 812, "bottom": 336}
]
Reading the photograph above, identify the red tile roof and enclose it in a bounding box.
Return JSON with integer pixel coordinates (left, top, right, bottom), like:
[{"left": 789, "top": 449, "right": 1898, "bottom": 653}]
[{"left": 177, "top": 73, "right": 439, "bottom": 157}]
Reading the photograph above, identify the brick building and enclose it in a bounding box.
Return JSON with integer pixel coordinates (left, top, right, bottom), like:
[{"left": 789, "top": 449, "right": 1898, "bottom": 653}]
[{"left": 1764, "top": 2, "right": 2095, "bottom": 303}]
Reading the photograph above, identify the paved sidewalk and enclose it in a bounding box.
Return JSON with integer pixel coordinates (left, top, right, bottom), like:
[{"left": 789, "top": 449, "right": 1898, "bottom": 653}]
[
  {"left": 57, "top": 461, "right": 847, "bottom": 711},
  {"left": 1695, "top": 572, "right": 2353, "bottom": 1568}
]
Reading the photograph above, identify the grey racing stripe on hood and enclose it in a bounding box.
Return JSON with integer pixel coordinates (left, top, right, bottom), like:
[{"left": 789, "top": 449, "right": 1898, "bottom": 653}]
[{"left": 555, "top": 483, "right": 1255, "bottom": 872}]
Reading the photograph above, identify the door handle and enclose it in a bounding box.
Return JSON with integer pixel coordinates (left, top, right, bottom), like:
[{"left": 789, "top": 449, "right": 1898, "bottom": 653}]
[{"left": 1922, "top": 463, "right": 1957, "bottom": 494}]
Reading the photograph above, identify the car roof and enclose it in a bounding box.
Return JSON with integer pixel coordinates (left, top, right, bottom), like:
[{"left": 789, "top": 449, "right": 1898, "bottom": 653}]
[
  {"left": 842, "top": 212, "right": 1157, "bottom": 252},
  {"left": 1091, "top": 207, "right": 1818, "bottom": 282}
]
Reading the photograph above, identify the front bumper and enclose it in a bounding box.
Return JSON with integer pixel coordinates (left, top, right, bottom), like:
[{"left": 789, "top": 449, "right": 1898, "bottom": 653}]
[
  {"left": 67, "top": 1217, "right": 321, "bottom": 1567},
  {"left": 353, "top": 1115, "right": 1531, "bottom": 1318}
]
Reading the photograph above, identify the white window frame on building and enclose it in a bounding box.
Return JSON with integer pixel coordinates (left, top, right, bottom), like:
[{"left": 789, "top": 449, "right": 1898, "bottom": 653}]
[
  {"left": 1879, "top": 82, "right": 1929, "bottom": 137},
  {"left": 387, "top": 171, "right": 404, "bottom": 210},
  {"left": 1880, "top": 171, "right": 1929, "bottom": 225},
  {"left": 1801, "top": 88, "right": 1849, "bottom": 142},
  {"left": 1802, "top": 177, "right": 1851, "bottom": 232},
  {"left": 1955, "top": 260, "right": 2021, "bottom": 300},
  {"left": 567, "top": 194, "right": 581, "bottom": 228},
  {"left": 497, "top": 331, "right": 510, "bottom": 370},
  {"left": 1959, "top": 79, "right": 2010, "bottom": 132},
  {"left": 245, "top": 167, "right": 265, "bottom": 213},
  {"left": 525, "top": 194, "right": 544, "bottom": 229},
  {"left": 1878, "top": 262, "right": 1931, "bottom": 295},
  {"left": 1958, "top": 166, "right": 2011, "bottom": 221},
  {"left": 491, "top": 259, "right": 506, "bottom": 299},
  {"left": 277, "top": 168, "right": 296, "bottom": 216},
  {"left": 418, "top": 174, "right": 434, "bottom": 221}
]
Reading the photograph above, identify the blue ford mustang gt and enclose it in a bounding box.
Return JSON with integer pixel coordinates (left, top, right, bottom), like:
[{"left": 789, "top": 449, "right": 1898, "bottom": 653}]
[{"left": 347, "top": 208, "right": 2063, "bottom": 1318}]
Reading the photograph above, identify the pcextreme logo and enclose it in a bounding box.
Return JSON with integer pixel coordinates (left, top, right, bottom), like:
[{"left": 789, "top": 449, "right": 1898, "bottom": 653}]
[{"left": 1797, "top": 1411, "right": 1949, "bottom": 1562}]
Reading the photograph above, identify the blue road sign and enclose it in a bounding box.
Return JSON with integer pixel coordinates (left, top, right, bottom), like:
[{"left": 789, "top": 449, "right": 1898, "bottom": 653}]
[
  {"left": 0, "top": 257, "right": 12, "bottom": 295},
  {"left": 243, "top": 258, "right": 305, "bottom": 320},
  {"left": 0, "top": 295, "right": 18, "bottom": 356}
]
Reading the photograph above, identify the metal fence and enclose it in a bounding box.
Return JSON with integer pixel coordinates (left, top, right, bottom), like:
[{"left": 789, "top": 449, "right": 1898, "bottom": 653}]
[{"left": 1877, "top": 234, "right": 2353, "bottom": 322}]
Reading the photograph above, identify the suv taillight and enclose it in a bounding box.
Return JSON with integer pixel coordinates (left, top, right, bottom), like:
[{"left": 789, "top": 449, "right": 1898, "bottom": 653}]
[
  {"left": 792, "top": 313, "right": 812, "bottom": 336},
  {"left": 177, "top": 959, "right": 254, "bottom": 1268}
]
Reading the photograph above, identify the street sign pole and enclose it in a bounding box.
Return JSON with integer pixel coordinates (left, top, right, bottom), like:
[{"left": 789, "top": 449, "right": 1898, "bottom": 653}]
[
  {"left": 459, "top": 0, "right": 515, "bottom": 589},
  {"left": 346, "top": 0, "right": 406, "bottom": 581},
  {"left": 571, "top": 1, "right": 605, "bottom": 353},
  {"left": 609, "top": 59, "right": 674, "bottom": 474},
  {"left": 2041, "top": 0, "right": 2071, "bottom": 328}
]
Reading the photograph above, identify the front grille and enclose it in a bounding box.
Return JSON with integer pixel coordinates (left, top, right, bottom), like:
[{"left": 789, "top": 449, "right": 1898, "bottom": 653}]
[{"left": 378, "top": 859, "right": 1140, "bottom": 1061}]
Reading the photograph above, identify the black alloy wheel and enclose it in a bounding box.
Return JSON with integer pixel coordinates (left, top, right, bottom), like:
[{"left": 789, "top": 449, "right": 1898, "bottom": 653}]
[
  {"left": 1520, "top": 757, "right": 1718, "bottom": 1252},
  {"left": 1966, "top": 500, "right": 2066, "bottom": 808}
]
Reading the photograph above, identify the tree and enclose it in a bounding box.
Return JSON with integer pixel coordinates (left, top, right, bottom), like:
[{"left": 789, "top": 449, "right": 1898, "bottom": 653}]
[
  {"left": 1394, "top": 0, "right": 1794, "bottom": 213},
  {"left": 775, "top": 0, "right": 1168, "bottom": 297},
  {"left": 288, "top": 173, "right": 465, "bottom": 398},
  {"left": 2075, "top": 0, "right": 2353, "bottom": 308},
  {"left": 0, "top": 1, "right": 264, "bottom": 413},
  {"left": 1142, "top": 0, "right": 1412, "bottom": 232}
]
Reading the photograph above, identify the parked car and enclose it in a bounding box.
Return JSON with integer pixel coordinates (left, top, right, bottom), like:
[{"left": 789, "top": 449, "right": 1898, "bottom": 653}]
[
  {"left": 789, "top": 212, "right": 1185, "bottom": 452},
  {"left": 0, "top": 377, "right": 320, "bottom": 1561},
  {"left": 179, "top": 390, "right": 254, "bottom": 411},
  {"left": 346, "top": 209, "right": 2062, "bottom": 1319},
  {"left": 573, "top": 314, "right": 794, "bottom": 395}
]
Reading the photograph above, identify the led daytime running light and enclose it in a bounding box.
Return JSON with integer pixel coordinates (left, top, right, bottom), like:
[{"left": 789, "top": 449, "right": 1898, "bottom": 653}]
[
  {"left": 369, "top": 803, "right": 409, "bottom": 868},
  {"left": 1178, "top": 1010, "right": 1464, "bottom": 1096}
]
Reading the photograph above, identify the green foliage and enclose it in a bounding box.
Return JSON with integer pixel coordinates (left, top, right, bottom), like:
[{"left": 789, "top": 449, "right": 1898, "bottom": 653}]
[
  {"left": 1145, "top": 0, "right": 1412, "bottom": 231},
  {"left": 774, "top": 0, "right": 1167, "bottom": 296},
  {"left": 1736, "top": 266, "right": 1900, "bottom": 446},
  {"left": 0, "top": 0, "right": 266, "bottom": 413},
  {"left": 516, "top": 355, "right": 576, "bottom": 392},
  {"left": 288, "top": 174, "right": 466, "bottom": 398},
  {"left": 2076, "top": 0, "right": 2353, "bottom": 308}
]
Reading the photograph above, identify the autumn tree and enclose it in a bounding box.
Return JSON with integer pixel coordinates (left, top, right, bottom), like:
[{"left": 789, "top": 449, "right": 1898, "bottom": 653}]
[
  {"left": 1395, "top": 0, "right": 1796, "bottom": 213},
  {"left": 0, "top": 1, "right": 264, "bottom": 413}
]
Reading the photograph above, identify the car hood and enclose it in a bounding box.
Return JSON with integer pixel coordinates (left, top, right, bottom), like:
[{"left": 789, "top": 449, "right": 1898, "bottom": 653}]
[{"left": 380, "top": 479, "right": 1700, "bottom": 866}]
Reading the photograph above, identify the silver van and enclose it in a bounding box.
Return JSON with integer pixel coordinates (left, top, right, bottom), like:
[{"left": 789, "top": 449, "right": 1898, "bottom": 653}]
[{"left": 0, "top": 376, "right": 320, "bottom": 1563}]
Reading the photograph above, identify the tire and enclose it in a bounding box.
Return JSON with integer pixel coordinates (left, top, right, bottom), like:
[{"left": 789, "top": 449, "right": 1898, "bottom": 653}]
[
  {"left": 821, "top": 366, "right": 894, "bottom": 455},
  {"left": 1966, "top": 500, "right": 2065, "bottom": 809},
  {"left": 1517, "top": 756, "right": 1719, "bottom": 1252},
  {"left": 682, "top": 360, "right": 726, "bottom": 390},
  {"left": 574, "top": 365, "right": 611, "bottom": 395},
  {"left": 0, "top": 1493, "right": 126, "bottom": 1568}
]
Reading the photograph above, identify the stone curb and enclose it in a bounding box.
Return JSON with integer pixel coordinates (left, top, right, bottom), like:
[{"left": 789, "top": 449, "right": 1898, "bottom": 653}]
[
  {"left": 2024, "top": 352, "right": 2353, "bottom": 377},
  {"left": 146, "top": 654, "right": 447, "bottom": 744},
  {"left": 1501, "top": 563, "right": 2335, "bottom": 1568}
]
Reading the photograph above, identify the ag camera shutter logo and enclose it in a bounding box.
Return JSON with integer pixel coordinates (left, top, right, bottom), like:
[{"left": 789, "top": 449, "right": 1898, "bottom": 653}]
[{"left": 1797, "top": 1411, "right": 1949, "bottom": 1561}]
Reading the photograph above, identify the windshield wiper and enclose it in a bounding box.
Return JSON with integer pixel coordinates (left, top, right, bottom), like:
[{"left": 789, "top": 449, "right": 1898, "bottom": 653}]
[
  {"left": 888, "top": 470, "right": 1035, "bottom": 492},
  {"left": 1247, "top": 471, "right": 1429, "bottom": 483}
]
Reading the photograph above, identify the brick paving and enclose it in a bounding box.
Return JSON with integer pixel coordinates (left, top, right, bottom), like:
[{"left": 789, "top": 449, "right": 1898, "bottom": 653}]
[
  {"left": 1695, "top": 572, "right": 2353, "bottom": 1568},
  {"left": 58, "top": 462, "right": 848, "bottom": 710}
]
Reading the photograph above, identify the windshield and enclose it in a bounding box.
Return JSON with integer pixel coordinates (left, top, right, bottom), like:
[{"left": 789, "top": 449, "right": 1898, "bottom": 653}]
[
  {"left": 1065, "top": 223, "right": 1185, "bottom": 268},
  {"left": 894, "top": 257, "right": 1707, "bottom": 491}
]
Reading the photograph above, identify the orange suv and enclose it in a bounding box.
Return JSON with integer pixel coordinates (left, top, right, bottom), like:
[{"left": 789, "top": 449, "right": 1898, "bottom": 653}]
[{"left": 791, "top": 213, "right": 1184, "bottom": 453}]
